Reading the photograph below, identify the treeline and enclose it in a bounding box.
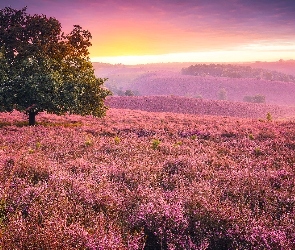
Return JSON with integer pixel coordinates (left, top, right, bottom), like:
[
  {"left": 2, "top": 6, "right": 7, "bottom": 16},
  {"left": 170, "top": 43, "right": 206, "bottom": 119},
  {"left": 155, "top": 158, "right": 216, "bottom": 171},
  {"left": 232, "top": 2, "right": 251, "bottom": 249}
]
[{"left": 181, "top": 64, "right": 295, "bottom": 82}]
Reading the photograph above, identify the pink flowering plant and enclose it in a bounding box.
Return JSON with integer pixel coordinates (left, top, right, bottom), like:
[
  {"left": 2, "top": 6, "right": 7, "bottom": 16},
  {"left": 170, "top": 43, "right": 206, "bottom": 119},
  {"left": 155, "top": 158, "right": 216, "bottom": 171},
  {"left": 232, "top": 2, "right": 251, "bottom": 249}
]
[{"left": 0, "top": 106, "right": 295, "bottom": 249}]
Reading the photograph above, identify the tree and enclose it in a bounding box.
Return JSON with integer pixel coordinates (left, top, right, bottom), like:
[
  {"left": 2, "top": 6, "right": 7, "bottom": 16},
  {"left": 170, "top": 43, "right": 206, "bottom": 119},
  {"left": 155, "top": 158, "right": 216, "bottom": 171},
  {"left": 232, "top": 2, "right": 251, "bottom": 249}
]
[
  {"left": 243, "top": 94, "right": 265, "bottom": 104},
  {"left": 218, "top": 88, "right": 227, "bottom": 100},
  {"left": 124, "top": 89, "right": 134, "bottom": 96},
  {"left": 0, "top": 7, "right": 111, "bottom": 125}
]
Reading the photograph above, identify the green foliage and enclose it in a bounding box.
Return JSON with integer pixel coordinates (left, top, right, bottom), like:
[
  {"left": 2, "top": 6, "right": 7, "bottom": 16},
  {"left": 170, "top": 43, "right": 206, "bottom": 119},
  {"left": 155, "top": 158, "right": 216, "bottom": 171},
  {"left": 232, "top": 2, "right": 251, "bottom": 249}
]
[
  {"left": 266, "top": 112, "right": 272, "bottom": 121},
  {"left": 0, "top": 7, "right": 111, "bottom": 125},
  {"left": 84, "top": 137, "right": 93, "bottom": 146},
  {"left": 248, "top": 133, "right": 255, "bottom": 140},
  {"left": 191, "top": 135, "right": 197, "bottom": 140},
  {"left": 254, "top": 147, "right": 263, "bottom": 156},
  {"left": 174, "top": 141, "right": 182, "bottom": 147},
  {"left": 114, "top": 136, "right": 121, "bottom": 144},
  {"left": 151, "top": 139, "right": 161, "bottom": 150}
]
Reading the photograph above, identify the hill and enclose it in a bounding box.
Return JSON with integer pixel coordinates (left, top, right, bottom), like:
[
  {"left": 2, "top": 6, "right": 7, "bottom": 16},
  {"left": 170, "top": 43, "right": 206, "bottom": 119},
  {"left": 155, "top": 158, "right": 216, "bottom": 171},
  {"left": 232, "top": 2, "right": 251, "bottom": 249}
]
[
  {"left": 0, "top": 108, "right": 295, "bottom": 249},
  {"left": 246, "top": 60, "right": 295, "bottom": 76},
  {"left": 106, "top": 96, "right": 295, "bottom": 120},
  {"left": 93, "top": 61, "right": 295, "bottom": 106},
  {"left": 181, "top": 63, "right": 295, "bottom": 82},
  {"left": 129, "top": 73, "right": 295, "bottom": 106}
]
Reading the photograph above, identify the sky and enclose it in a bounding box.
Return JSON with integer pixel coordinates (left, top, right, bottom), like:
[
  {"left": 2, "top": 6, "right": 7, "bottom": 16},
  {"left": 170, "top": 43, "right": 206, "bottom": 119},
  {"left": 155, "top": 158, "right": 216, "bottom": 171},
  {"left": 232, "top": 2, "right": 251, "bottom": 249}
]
[{"left": 1, "top": 0, "right": 295, "bottom": 65}]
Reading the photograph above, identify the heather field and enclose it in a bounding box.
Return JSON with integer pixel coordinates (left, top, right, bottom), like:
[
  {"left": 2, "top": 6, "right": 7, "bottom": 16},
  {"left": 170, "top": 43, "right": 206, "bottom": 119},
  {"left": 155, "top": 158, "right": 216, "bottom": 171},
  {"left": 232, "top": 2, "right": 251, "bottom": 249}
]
[
  {"left": 129, "top": 73, "right": 295, "bottom": 106},
  {"left": 107, "top": 96, "right": 295, "bottom": 120},
  {"left": 1, "top": 107, "right": 295, "bottom": 249}
]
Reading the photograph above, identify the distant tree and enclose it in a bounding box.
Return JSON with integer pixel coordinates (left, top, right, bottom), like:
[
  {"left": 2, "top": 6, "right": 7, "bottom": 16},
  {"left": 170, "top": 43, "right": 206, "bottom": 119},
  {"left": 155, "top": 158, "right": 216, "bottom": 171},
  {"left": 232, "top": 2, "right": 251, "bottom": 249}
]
[
  {"left": 253, "top": 95, "right": 265, "bottom": 103},
  {"left": 243, "top": 96, "right": 254, "bottom": 103},
  {"left": 218, "top": 88, "right": 227, "bottom": 100},
  {"left": 243, "top": 95, "right": 265, "bottom": 104},
  {"left": 124, "top": 90, "right": 134, "bottom": 96},
  {"left": 0, "top": 7, "right": 111, "bottom": 125},
  {"left": 181, "top": 63, "right": 295, "bottom": 83},
  {"left": 116, "top": 89, "right": 125, "bottom": 96},
  {"left": 263, "top": 72, "right": 273, "bottom": 81}
]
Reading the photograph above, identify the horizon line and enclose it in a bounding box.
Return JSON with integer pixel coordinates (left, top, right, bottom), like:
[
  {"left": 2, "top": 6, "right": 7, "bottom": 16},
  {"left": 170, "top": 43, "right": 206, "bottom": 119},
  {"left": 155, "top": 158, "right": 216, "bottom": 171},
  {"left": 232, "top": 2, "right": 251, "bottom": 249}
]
[{"left": 90, "top": 50, "right": 295, "bottom": 66}]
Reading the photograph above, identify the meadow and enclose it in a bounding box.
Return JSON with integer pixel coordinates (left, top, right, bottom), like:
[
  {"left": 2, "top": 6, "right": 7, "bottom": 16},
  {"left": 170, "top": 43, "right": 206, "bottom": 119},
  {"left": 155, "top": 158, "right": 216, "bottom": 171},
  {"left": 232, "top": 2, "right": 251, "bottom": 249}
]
[
  {"left": 107, "top": 96, "right": 295, "bottom": 120},
  {"left": 1, "top": 104, "right": 295, "bottom": 249}
]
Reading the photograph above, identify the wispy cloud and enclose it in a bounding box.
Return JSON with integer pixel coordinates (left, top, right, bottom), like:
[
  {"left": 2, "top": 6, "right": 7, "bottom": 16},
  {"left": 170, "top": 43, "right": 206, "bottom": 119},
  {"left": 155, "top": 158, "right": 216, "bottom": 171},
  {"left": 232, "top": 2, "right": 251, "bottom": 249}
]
[{"left": 1, "top": 0, "right": 295, "bottom": 62}]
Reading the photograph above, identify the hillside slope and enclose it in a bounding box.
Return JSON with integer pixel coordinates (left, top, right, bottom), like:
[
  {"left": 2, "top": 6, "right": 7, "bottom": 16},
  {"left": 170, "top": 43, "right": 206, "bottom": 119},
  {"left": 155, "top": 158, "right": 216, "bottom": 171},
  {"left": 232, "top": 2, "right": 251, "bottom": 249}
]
[
  {"left": 129, "top": 73, "right": 295, "bottom": 106},
  {"left": 106, "top": 96, "right": 295, "bottom": 120},
  {"left": 93, "top": 62, "right": 295, "bottom": 106}
]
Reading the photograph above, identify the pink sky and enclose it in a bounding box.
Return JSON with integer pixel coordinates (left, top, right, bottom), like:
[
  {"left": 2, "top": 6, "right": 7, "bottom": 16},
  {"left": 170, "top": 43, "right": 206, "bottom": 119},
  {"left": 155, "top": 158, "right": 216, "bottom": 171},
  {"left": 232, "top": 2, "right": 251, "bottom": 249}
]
[{"left": 1, "top": 0, "right": 295, "bottom": 64}]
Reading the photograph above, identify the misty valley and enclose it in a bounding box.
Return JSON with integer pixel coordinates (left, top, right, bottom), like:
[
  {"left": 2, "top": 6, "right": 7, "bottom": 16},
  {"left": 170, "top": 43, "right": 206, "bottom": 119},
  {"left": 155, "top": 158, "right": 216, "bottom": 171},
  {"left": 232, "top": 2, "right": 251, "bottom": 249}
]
[{"left": 97, "top": 60, "right": 295, "bottom": 108}]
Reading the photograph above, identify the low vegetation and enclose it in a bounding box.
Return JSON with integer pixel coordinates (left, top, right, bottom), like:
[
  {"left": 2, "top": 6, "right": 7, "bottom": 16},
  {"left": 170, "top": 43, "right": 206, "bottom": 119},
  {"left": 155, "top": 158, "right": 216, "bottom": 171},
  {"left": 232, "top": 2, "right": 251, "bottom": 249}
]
[
  {"left": 129, "top": 73, "right": 295, "bottom": 106},
  {"left": 243, "top": 95, "right": 266, "bottom": 104},
  {"left": 106, "top": 96, "right": 295, "bottom": 120},
  {"left": 0, "top": 107, "right": 295, "bottom": 249}
]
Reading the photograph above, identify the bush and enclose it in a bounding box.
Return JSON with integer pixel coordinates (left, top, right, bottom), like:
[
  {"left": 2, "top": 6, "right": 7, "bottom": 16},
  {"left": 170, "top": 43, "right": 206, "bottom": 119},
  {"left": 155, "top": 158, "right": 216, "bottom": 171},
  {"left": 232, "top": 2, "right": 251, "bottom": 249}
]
[
  {"left": 125, "top": 90, "right": 135, "bottom": 96},
  {"left": 243, "top": 95, "right": 265, "bottom": 103},
  {"left": 218, "top": 88, "right": 227, "bottom": 100}
]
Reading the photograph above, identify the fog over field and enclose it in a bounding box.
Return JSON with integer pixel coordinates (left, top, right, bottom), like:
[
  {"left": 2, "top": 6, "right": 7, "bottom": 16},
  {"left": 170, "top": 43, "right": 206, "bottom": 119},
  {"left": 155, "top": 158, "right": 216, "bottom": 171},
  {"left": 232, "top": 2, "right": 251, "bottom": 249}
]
[{"left": 94, "top": 60, "right": 295, "bottom": 107}]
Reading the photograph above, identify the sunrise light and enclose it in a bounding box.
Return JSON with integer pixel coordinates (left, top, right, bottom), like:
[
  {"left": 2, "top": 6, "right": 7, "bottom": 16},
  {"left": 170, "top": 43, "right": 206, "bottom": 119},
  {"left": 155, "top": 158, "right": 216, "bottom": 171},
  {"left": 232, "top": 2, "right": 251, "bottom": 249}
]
[
  {"left": 91, "top": 44, "right": 295, "bottom": 65},
  {"left": 2, "top": 1, "right": 294, "bottom": 65},
  {"left": 1, "top": 1, "right": 295, "bottom": 248}
]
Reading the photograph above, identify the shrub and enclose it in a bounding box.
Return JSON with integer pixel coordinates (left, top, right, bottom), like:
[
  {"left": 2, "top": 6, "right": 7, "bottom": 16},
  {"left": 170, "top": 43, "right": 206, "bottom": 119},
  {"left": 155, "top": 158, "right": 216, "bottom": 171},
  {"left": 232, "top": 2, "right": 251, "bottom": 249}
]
[
  {"left": 218, "top": 88, "right": 227, "bottom": 100},
  {"left": 124, "top": 90, "right": 135, "bottom": 96},
  {"left": 243, "top": 95, "right": 266, "bottom": 103},
  {"left": 151, "top": 139, "right": 161, "bottom": 150},
  {"left": 266, "top": 112, "right": 272, "bottom": 121}
]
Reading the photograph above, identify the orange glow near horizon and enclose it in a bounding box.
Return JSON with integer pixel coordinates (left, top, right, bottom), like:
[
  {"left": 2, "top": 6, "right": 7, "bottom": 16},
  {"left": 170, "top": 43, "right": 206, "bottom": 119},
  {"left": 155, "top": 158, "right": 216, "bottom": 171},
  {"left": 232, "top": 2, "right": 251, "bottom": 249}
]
[
  {"left": 2, "top": 0, "right": 295, "bottom": 65},
  {"left": 90, "top": 48, "right": 295, "bottom": 65},
  {"left": 87, "top": 15, "right": 295, "bottom": 64},
  {"left": 89, "top": 20, "right": 295, "bottom": 65}
]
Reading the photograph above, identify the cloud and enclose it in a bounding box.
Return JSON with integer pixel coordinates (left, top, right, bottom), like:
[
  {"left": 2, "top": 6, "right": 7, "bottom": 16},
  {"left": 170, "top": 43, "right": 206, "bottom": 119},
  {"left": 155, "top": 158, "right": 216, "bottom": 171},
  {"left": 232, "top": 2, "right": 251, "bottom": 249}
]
[{"left": 1, "top": 0, "right": 295, "bottom": 58}]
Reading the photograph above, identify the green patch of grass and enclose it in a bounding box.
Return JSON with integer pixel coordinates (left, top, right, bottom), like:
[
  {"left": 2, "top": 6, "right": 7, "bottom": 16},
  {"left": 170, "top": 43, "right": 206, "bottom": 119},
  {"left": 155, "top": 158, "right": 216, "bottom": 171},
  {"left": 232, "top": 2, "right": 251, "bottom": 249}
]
[
  {"left": 249, "top": 134, "right": 255, "bottom": 140},
  {"left": 266, "top": 112, "right": 272, "bottom": 121},
  {"left": 114, "top": 136, "right": 121, "bottom": 144},
  {"left": 151, "top": 139, "right": 161, "bottom": 150}
]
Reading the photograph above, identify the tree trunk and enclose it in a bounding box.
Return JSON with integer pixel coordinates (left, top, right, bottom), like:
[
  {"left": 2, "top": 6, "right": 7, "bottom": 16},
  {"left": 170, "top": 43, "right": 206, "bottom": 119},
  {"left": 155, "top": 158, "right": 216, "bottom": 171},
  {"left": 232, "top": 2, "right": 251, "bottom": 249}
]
[{"left": 28, "top": 112, "right": 36, "bottom": 126}]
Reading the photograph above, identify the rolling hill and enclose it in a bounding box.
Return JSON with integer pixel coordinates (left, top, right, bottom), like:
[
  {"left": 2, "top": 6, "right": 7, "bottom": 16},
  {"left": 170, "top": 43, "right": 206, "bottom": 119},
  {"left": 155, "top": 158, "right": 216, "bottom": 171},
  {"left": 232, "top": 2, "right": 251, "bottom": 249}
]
[
  {"left": 106, "top": 96, "right": 295, "bottom": 120},
  {"left": 93, "top": 61, "right": 295, "bottom": 106}
]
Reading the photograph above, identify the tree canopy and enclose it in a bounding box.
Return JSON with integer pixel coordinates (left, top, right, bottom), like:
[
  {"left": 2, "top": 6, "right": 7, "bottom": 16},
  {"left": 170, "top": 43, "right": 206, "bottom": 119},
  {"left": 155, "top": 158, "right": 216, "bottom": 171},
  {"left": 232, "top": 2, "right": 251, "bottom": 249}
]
[{"left": 0, "top": 7, "right": 111, "bottom": 125}]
